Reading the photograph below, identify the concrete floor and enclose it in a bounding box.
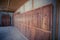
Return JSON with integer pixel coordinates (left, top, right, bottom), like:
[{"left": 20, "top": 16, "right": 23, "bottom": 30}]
[{"left": 0, "top": 26, "right": 28, "bottom": 40}]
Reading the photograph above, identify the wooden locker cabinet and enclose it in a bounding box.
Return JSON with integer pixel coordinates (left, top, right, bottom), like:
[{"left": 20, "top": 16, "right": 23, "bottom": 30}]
[
  {"left": 14, "top": 4, "right": 53, "bottom": 40},
  {"left": 34, "top": 8, "right": 42, "bottom": 28},
  {"left": 42, "top": 4, "right": 52, "bottom": 31}
]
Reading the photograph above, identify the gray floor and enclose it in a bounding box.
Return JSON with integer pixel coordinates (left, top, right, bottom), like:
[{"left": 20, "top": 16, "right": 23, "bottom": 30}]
[{"left": 0, "top": 26, "right": 28, "bottom": 40}]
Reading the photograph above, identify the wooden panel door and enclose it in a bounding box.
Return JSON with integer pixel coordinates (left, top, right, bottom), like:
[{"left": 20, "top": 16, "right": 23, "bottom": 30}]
[{"left": 2, "top": 15, "right": 11, "bottom": 26}]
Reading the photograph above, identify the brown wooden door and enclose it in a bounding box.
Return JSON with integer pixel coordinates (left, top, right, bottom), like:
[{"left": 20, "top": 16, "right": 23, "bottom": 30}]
[{"left": 2, "top": 15, "right": 11, "bottom": 26}]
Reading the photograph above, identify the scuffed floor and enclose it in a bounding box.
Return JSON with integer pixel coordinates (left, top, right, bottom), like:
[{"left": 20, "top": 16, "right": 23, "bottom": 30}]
[{"left": 0, "top": 26, "right": 28, "bottom": 40}]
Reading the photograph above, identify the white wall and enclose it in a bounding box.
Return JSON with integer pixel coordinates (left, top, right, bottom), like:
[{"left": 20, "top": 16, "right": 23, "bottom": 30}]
[
  {"left": 15, "top": 0, "right": 52, "bottom": 13},
  {"left": 25, "top": 0, "right": 32, "bottom": 12},
  {"left": 34, "top": 0, "right": 52, "bottom": 9}
]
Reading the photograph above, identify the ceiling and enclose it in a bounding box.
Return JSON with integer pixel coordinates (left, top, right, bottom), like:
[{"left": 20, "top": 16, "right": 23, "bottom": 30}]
[{"left": 0, "top": 0, "right": 28, "bottom": 12}]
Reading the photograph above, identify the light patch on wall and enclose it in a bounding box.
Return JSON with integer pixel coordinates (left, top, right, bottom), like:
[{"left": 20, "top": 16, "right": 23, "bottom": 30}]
[
  {"left": 34, "top": 0, "right": 52, "bottom": 9},
  {"left": 25, "top": 0, "right": 32, "bottom": 12},
  {"left": 15, "top": 5, "right": 25, "bottom": 13},
  {"left": 20, "top": 5, "right": 25, "bottom": 13},
  {"left": 15, "top": 7, "right": 21, "bottom": 13}
]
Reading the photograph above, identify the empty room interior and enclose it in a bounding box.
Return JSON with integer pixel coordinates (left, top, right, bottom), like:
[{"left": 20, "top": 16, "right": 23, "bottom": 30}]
[{"left": 0, "top": 0, "right": 59, "bottom": 40}]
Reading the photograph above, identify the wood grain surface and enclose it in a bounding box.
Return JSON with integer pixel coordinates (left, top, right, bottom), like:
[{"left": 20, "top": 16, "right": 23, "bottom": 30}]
[{"left": 14, "top": 4, "right": 53, "bottom": 40}]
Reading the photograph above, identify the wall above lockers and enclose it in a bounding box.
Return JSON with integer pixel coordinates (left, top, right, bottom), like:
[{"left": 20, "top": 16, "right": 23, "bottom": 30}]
[{"left": 15, "top": 0, "right": 52, "bottom": 13}]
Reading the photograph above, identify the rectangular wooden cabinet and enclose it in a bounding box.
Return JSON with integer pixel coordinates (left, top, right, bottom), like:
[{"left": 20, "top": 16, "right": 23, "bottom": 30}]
[{"left": 14, "top": 4, "right": 53, "bottom": 40}]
